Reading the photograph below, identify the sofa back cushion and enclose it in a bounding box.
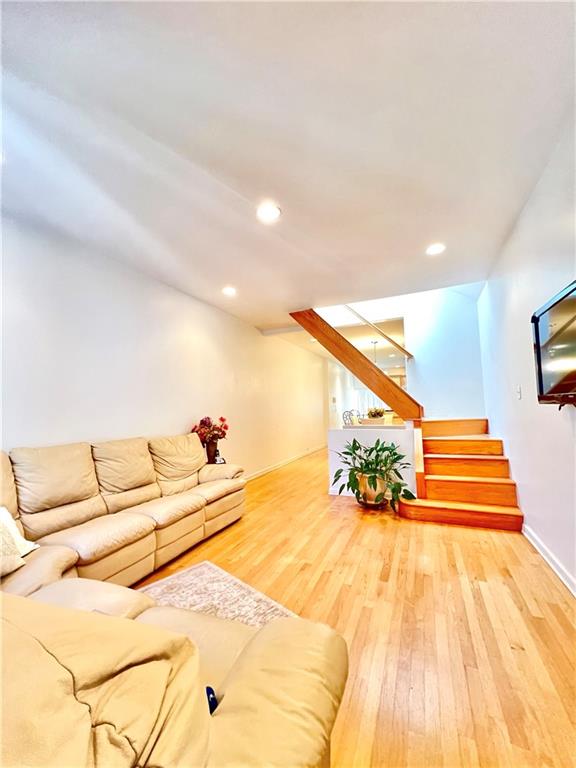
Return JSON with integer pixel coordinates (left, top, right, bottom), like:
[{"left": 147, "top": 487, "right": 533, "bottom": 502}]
[
  {"left": 92, "top": 437, "right": 161, "bottom": 513},
  {"left": 1, "top": 451, "right": 21, "bottom": 533},
  {"left": 10, "top": 443, "right": 106, "bottom": 540},
  {"left": 148, "top": 434, "right": 206, "bottom": 496}
]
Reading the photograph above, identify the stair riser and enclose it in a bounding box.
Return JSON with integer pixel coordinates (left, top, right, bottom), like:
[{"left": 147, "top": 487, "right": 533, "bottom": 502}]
[
  {"left": 423, "top": 439, "right": 503, "bottom": 456},
  {"left": 426, "top": 479, "right": 518, "bottom": 506},
  {"left": 422, "top": 419, "right": 488, "bottom": 437},
  {"left": 399, "top": 502, "right": 523, "bottom": 532},
  {"left": 424, "top": 457, "right": 510, "bottom": 478}
]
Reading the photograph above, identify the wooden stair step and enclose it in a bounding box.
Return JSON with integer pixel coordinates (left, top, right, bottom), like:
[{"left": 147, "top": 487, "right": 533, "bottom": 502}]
[
  {"left": 398, "top": 497, "right": 523, "bottom": 531},
  {"left": 421, "top": 418, "right": 489, "bottom": 437},
  {"left": 425, "top": 474, "right": 518, "bottom": 506},
  {"left": 424, "top": 454, "right": 510, "bottom": 478},
  {"left": 423, "top": 436, "right": 504, "bottom": 456}
]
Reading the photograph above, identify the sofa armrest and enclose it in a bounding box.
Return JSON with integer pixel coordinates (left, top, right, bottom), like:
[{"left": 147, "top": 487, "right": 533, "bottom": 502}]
[
  {"left": 208, "top": 617, "right": 348, "bottom": 768},
  {"left": 198, "top": 463, "right": 244, "bottom": 483},
  {"left": 0, "top": 545, "right": 78, "bottom": 596}
]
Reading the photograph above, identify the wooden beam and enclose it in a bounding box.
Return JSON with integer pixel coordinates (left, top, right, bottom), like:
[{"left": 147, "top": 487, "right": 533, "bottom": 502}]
[
  {"left": 344, "top": 305, "right": 413, "bottom": 359},
  {"left": 290, "top": 308, "right": 424, "bottom": 420}
]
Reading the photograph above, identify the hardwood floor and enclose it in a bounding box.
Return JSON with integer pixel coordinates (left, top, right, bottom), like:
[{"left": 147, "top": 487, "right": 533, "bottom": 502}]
[{"left": 141, "top": 450, "right": 576, "bottom": 767}]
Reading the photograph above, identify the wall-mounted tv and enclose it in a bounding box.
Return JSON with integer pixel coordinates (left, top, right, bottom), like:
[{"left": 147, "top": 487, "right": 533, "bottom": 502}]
[{"left": 532, "top": 281, "right": 576, "bottom": 407}]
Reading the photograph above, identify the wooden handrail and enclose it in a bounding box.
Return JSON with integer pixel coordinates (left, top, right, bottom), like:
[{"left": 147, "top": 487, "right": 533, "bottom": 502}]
[
  {"left": 290, "top": 308, "right": 424, "bottom": 420},
  {"left": 343, "top": 305, "right": 413, "bottom": 359}
]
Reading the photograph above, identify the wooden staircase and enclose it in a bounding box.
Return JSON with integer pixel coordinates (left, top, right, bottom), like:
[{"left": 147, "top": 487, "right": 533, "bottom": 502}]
[{"left": 399, "top": 418, "right": 523, "bottom": 531}]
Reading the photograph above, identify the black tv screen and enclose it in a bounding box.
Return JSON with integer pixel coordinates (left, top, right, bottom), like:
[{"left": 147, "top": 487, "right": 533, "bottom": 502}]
[{"left": 532, "top": 281, "right": 576, "bottom": 405}]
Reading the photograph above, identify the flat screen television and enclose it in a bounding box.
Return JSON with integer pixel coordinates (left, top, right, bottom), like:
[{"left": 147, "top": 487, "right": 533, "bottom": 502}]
[{"left": 532, "top": 280, "right": 576, "bottom": 406}]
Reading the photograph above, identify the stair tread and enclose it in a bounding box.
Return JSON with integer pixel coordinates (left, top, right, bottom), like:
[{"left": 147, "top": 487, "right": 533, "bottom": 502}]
[
  {"left": 425, "top": 474, "right": 515, "bottom": 485},
  {"left": 422, "top": 418, "right": 487, "bottom": 422},
  {"left": 402, "top": 498, "right": 523, "bottom": 516},
  {"left": 424, "top": 435, "right": 500, "bottom": 441},
  {"left": 424, "top": 454, "right": 508, "bottom": 460}
]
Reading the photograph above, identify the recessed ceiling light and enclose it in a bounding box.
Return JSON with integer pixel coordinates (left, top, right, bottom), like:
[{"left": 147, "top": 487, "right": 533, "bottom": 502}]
[
  {"left": 222, "top": 286, "right": 237, "bottom": 297},
  {"left": 256, "top": 200, "right": 281, "bottom": 224},
  {"left": 426, "top": 242, "right": 446, "bottom": 256},
  {"left": 389, "top": 354, "right": 396, "bottom": 358}
]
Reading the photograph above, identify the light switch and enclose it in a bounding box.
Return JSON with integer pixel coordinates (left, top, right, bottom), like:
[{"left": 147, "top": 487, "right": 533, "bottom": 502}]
[{"left": 516, "top": 384, "right": 522, "bottom": 400}]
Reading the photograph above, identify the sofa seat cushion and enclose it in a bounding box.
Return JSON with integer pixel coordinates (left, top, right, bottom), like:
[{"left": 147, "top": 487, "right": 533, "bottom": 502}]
[
  {"left": 78, "top": 536, "right": 155, "bottom": 586},
  {"left": 137, "top": 607, "right": 256, "bottom": 689},
  {"left": 129, "top": 490, "right": 206, "bottom": 529},
  {"left": 193, "top": 478, "right": 246, "bottom": 505},
  {"left": 154, "top": 523, "right": 205, "bottom": 569},
  {"left": 210, "top": 617, "right": 348, "bottom": 768},
  {"left": 38, "top": 513, "right": 155, "bottom": 565},
  {"left": 204, "top": 490, "right": 245, "bottom": 523},
  {"left": 0, "top": 545, "right": 78, "bottom": 597},
  {"left": 30, "top": 577, "right": 156, "bottom": 619}
]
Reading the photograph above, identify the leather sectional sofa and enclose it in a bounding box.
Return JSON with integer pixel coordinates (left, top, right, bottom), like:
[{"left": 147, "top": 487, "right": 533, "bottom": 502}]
[
  {"left": 1, "top": 434, "right": 349, "bottom": 766},
  {"left": 2, "top": 432, "right": 245, "bottom": 586},
  {"left": 2, "top": 579, "right": 348, "bottom": 767},
  {"left": 2, "top": 562, "right": 348, "bottom": 767}
]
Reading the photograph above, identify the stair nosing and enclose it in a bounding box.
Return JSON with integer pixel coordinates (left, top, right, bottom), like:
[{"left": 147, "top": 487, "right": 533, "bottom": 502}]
[
  {"left": 425, "top": 474, "right": 515, "bottom": 485},
  {"left": 421, "top": 418, "right": 487, "bottom": 422},
  {"left": 423, "top": 454, "right": 509, "bottom": 461},
  {"left": 401, "top": 498, "right": 523, "bottom": 515},
  {"left": 423, "top": 435, "right": 502, "bottom": 441}
]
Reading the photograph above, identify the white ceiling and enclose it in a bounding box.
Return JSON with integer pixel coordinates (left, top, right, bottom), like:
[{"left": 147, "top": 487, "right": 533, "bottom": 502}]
[{"left": 2, "top": 2, "right": 574, "bottom": 329}]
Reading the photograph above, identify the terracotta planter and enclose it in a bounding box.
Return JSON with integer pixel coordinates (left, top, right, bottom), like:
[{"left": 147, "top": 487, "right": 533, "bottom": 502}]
[
  {"left": 357, "top": 474, "right": 389, "bottom": 508},
  {"left": 206, "top": 440, "right": 218, "bottom": 464}
]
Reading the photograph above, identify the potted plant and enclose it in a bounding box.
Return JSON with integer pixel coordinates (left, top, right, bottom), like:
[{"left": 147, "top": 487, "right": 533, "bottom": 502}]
[
  {"left": 191, "top": 416, "right": 229, "bottom": 463},
  {"left": 332, "top": 438, "right": 416, "bottom": 510},
  {"left": 359, "top": 406, "right": 392, "bottom": 426}
]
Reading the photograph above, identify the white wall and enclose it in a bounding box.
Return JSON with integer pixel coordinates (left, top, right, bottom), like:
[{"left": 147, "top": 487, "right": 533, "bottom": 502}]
[
  {"left": 1, "top": 219, "right": 327, "bottom": 478},
  {"left": 326, "top": 360, "right": 385, "bottom": 428},
  {"left": 478, "top": 119, "right": 576, "bottom": 593},
  {"left": 403, "top": 286, "right": 485, "bottom": 418},
  {"left": 341, "top": 284, "right": 486, "bottom": 418}
]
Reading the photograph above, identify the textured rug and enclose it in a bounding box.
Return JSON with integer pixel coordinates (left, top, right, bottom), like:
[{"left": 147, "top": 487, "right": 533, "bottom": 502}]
[{"left": 139, "top": 561, "right": 295, "bottom": 627}]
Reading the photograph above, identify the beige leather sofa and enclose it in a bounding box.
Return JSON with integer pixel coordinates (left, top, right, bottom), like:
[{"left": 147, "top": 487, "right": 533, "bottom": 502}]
[
  {"left": 1, "top": 437, "right": 349, "bottom": 766},
  {"left": 3, "top": 432, "right": 245, "bottom": 585},
  {"left": 2, "top": 585, "right": 348, "bottom": 767}
]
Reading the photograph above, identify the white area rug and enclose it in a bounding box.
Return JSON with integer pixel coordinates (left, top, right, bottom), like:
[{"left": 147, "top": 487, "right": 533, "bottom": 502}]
[{"left": 140, "top": 561, "right": 295, "bottom": 627}]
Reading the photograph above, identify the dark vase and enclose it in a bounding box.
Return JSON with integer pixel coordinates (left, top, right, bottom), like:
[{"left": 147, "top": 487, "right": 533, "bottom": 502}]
[{"left": 206, "top": 440, "right": 218, "bottom": 464}]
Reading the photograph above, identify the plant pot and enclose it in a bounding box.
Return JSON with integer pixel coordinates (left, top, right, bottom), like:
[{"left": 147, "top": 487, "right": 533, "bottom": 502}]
[
  {"left": 357, "top": 474, "right": 389, "bottom": 508},
  {"left": 206, "top": 440, "right": 218, "bottom": 464}
]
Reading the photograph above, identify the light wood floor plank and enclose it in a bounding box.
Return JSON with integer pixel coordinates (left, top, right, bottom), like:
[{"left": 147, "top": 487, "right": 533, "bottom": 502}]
[{"left": 140, "top": 450, "right": 575, "bottom": 767}]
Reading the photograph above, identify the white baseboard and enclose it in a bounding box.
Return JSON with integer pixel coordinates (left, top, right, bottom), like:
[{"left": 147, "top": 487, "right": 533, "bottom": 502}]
[
  {"left": 522, "top": 524, "right": 576, "bottom": 596},
  {"left": 244, "top": 444, "right": 327, "bottom": 481}
]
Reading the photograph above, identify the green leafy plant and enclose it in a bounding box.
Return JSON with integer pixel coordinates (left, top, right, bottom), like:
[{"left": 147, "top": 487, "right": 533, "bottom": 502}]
[
  {"left": 332, "top": 438, "right": 416, "bottom": 511},
  {"left": 367, "top": 407, "right": 385, "bottom": 418}
]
